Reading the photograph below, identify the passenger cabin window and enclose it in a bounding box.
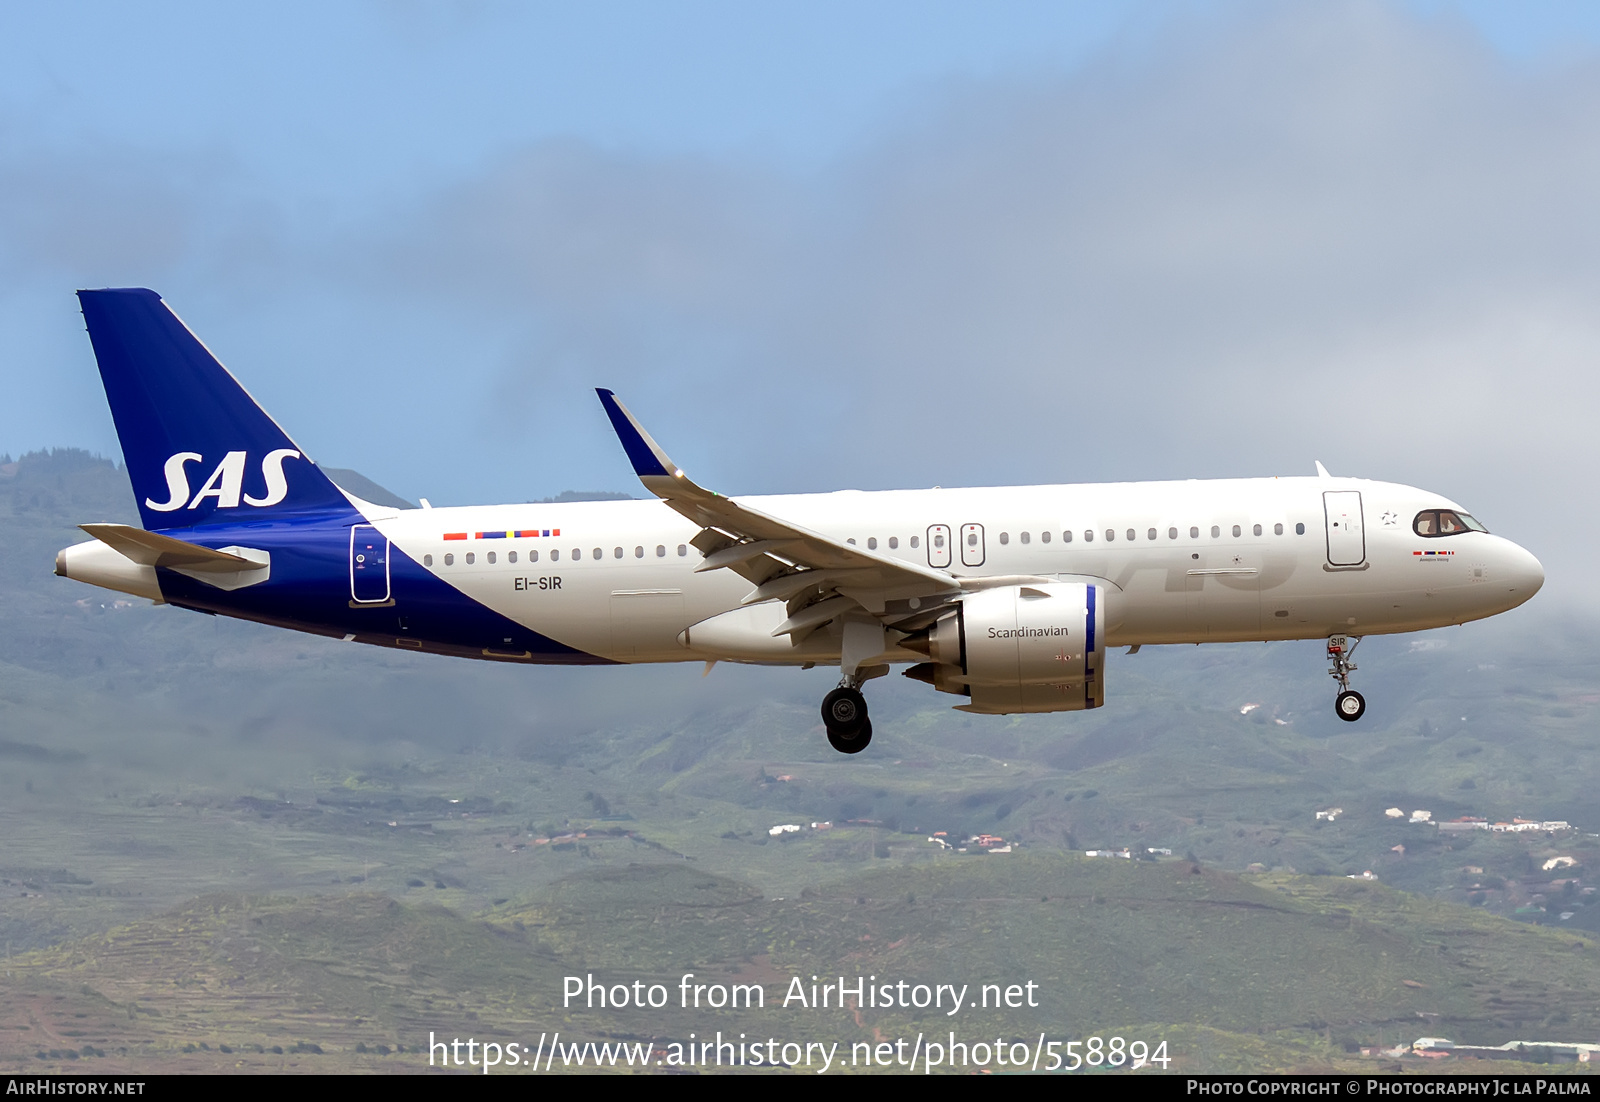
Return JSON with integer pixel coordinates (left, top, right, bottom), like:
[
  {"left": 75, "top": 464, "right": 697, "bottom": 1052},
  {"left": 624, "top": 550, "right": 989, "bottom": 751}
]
[
  {"left": 1041, "top": 531, "right": 1051, "bottom": 543},
  {"left": 1082, "top": 530, "right": 1092, "bottom": 542},
  {"left": 487, "top": 551, "right": 496, "bottom": 564},
  {"left": 444, "top": 553, "right": 453, "bottom": 566},
  {"left": 1105, "top": 529, "right": 1115, "bottom": 542},
  {"left": 529, "top": 550, "right": 539, "bottom": 562},
  {"left": 424, "top": 554, "right": 434, "bottom": 567},
  {"left": 550, "top": 550, "right": 559, "bottom": 562},
  {"left": 868, "top": 537, "right": 877, "bottom": 550},
  {"left": 998, "top": 532, "right": 1009, "bottom": 545},
  {"left": 614, "top": 547, "right": 623, "bottom": 558},
  {"left": 593, "top": 548, "right": 602, "bottom": 560},
  {"left": 1274, "top": 523, "right": 1283, "bottom": 536},
  {"left": 509, "top": 550, "right": 517, "bottom": 563},
  {"left": 1231, "top": 525, "right": 1241, "bottom": 537},
  {"left": 1295, "top": 523, "right": 1305, "bottom": 535},
  {"left": 1253, "top": 524, "right": 1262, "bottom": 537},
  {"left": 466, "top": 552, "right": 475, "bottom": 565},
  {"left": 1190, "top": 526, "right": 1199, "bottom": 538},
  {"left": 1126, "top": 528, "right": 1136, "bottom": 541},
  {"left": 678, "top": 544, "right": 688, "bottom": 556},
  {"left": 1168, "top": 527, "right": 1177, "bottom": 539},
  {"left": 1147, "top": 528, "right": 1156, "bottom": 540},
  {"left": 656, "top": 545, "right": 666, "bottom": 557},
  {"left": 572, "top": 548, "right": 581, "bottom": 560},
  {"left": 1020, "top": 532, "right": 1030, "bottom": 544},
  {"left": 1414, "top": 510, "right": 1487, "bottom": 537},
  {"left": 889, "top": 536, "right": 899, "bottom": 549},
  {"left": 1211, "top": 525, "right": 1220, "bottom": 538},
  {"left": 910, "top": 535, "right": 920, "bottom": 548},
  {"left": 635, "top": 546, "right": 643, "bottom": 558}
]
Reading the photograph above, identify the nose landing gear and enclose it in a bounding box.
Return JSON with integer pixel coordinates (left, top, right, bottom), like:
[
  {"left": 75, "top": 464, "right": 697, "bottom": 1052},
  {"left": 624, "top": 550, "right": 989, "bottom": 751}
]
[
  {"left": 821, "top": 685, "right": 872, "bottom": 753},
  {"left": 1328, "top": 635, "right": 1365, "bottom": 722}
]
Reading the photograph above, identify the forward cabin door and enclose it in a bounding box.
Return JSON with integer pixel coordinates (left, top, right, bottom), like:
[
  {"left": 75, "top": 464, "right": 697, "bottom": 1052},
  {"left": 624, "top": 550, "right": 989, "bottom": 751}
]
[{"left": 1323, "top": 491, "right": 1366, "bottom": 566}]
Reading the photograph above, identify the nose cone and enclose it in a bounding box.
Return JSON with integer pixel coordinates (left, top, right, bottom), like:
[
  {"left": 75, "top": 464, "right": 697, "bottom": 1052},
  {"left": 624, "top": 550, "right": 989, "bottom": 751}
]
[{"left": 1501, "top": 540, "right": 1545, "bottom": 607}]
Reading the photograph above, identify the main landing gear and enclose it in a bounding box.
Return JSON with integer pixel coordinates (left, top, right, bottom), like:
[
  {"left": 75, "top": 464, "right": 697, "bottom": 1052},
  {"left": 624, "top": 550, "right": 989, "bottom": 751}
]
[
  {"left": 822, "top": 686, "right": 872, "bottom": 754},
  {"left": 1327, "top": 635, "right": 1365, "bottom": 722},
  {"left": 824, "top": 616, "right": 887, "bottom": 754}
]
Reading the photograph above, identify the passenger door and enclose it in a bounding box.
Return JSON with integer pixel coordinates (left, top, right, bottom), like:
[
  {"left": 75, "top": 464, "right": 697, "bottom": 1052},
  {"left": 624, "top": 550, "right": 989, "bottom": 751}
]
[
  {"left": 1323, "top": 491, "right": 1366, "bottom": 566},
  {"left": 349, "top": 525, "right": 391, "bottom": 603}
]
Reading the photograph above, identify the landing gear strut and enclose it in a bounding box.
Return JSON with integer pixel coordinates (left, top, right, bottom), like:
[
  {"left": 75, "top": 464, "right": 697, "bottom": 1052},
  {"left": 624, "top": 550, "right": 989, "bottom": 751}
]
[
  {"left": 825, "top": 615, "right": 886, "bottom": 754},
  {"left": 822, "top": 686, "right": 872, "bottom": 754},
  {"left": 1327, "top": 635, "right": 1365, "bottom": 722}
]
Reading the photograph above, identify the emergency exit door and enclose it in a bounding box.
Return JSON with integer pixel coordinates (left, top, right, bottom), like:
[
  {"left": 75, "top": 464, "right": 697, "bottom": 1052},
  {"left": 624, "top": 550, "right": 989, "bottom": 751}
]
[{"left": 960, "top": 523, "right": 986, "bottom": 567}]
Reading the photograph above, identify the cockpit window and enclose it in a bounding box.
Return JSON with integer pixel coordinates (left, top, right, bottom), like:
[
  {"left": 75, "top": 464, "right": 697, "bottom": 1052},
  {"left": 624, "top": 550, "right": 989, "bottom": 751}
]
[{"left": 1414, "top": 509, "right": 1488, "bottom": 537}]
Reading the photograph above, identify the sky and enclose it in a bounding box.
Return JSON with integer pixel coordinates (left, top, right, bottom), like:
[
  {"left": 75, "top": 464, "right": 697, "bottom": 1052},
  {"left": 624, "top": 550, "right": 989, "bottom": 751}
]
[{"left": 3, "top": 0, "right": 1599, "bottom": 603}]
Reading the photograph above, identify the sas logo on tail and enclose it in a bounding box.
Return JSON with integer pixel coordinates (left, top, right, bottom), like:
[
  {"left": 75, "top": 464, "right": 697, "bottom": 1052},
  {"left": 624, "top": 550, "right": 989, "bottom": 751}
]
[{"left": 146, "top": 450, "right": 303, "bottom": 512}]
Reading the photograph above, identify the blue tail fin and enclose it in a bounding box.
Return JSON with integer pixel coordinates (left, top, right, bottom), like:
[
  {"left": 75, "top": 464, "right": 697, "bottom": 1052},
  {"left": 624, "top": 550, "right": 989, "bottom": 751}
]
[{"left": 78, "top": 288, "right": 353, "bottom": 530}]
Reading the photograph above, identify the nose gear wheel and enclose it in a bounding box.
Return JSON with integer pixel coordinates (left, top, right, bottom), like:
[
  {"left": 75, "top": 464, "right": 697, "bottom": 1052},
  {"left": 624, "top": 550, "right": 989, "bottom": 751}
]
[{"left": 1336, "top": 689, "right": 1366, "bottom": 722}]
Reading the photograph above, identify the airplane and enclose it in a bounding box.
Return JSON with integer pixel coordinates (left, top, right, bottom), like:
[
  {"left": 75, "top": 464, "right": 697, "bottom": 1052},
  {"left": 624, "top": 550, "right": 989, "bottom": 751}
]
[{"left": 55, "top": 288, "right": 1545, "bottom": 753}]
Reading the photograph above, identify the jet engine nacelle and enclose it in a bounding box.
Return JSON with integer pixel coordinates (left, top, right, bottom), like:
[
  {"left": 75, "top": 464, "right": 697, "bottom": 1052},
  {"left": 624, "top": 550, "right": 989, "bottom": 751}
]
[{"left": 907, "top": 581, "right": 1105, "bottom": 714}]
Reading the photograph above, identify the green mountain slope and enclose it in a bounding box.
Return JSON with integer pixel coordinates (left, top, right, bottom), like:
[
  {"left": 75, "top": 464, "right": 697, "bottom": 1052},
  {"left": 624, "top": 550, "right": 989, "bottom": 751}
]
[{"left": 2, "top": 448, "right": 1597, "bottom": 1073}]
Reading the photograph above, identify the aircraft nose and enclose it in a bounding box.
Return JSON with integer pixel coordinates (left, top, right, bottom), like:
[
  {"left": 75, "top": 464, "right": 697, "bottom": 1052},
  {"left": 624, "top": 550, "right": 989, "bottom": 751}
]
[{"left": 1502, "top": 541, "right": 1544, "bottom": 602}]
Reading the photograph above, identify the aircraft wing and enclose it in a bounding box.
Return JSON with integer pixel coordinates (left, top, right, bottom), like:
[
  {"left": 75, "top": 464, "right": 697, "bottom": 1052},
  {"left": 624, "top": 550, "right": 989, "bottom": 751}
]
[{"left": 598, "top": 390, "right": 965, "bottom": 636}]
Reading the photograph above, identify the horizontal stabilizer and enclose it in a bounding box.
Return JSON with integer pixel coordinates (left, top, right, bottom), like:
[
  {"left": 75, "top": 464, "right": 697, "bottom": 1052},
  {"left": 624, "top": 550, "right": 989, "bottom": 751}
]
[{"left": 80, "top": 523, "right": 266, "bottom": 574}]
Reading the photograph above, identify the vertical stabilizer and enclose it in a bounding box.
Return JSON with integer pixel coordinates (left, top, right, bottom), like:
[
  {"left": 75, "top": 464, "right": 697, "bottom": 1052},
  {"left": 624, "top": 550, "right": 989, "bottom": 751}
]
[{"left": 78, "top": 288, "right": 352, "bottom": 530}]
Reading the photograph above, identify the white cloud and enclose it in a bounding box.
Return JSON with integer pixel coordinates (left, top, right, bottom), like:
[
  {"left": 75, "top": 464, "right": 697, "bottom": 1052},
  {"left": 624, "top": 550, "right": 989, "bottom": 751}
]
[
  {"left": 357, "top": 3, "right": 1599, "bottom": 608},
  {"left": 3, "top": 2, "right": 1593, "bottom": 600}
]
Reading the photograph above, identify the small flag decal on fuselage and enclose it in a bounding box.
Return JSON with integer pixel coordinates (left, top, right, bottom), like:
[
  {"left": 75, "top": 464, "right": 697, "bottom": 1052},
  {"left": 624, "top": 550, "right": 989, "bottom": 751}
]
[
  {"left": 1413, "top": 549, "right": 1454, "bottom": 557},
  {"left": 444, "top": 529, "right": 559, "bottom": 540}
]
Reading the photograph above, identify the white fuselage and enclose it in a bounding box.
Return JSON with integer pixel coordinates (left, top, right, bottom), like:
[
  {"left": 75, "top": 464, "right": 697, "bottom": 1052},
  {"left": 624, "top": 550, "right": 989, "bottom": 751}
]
[{"left": 364, "top": 474, "right": 1544, "bottom": 664}]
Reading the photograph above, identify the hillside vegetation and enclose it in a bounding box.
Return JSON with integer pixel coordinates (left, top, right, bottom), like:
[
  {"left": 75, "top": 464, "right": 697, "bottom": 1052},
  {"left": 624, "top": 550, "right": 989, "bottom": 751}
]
[{"left": 1, "top": 449, "right": 1595, "bottom": 1073}]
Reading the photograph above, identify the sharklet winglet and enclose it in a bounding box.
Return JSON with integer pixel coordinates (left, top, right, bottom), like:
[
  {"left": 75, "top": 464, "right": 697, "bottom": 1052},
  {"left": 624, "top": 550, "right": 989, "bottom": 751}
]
[{"left": 596, "top": 389, "right": 675, "bottom": 480}]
